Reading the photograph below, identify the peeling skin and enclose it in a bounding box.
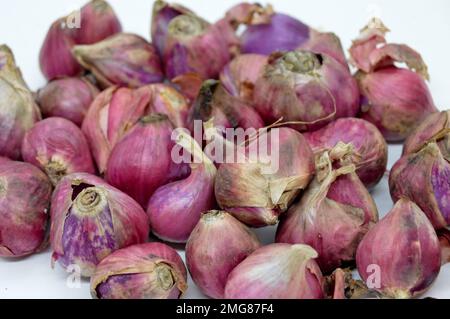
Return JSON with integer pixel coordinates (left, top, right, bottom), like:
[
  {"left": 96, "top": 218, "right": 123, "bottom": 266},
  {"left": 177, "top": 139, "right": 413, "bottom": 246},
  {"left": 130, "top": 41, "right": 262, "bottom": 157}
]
[
  {"left": 304, "top": 117, "right": 388, "bottom": 188},
  {"left": 356, "top": 198, "right": 441, "bottom": 298},
  {"left": 389, "top": 143, "right": 449, "bottom": 229},
  {"left": 276, "top": 159, "right": 378, "bottom": 273},
  {"left": 215, "top": 128, "right": 315, "bottom": 227},
  {"left": 186, "top": 211, "right": 260, "bottom": 298},
  {"left": 91, "top": 242, "right": 187, "bottom": 299},
  {"left": 403, "top": 110, "right": 450, "bottom": 159},
  {"left": 224, "top": 243, "right": 324, "bottom": 299},
  {"left": 50, "top": 173, "right": 149, "bottom": 277}
]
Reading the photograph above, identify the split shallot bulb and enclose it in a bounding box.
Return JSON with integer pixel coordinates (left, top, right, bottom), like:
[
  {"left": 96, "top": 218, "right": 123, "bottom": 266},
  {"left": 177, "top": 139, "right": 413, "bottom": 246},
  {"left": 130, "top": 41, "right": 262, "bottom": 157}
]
[
  {"left": 39, "top": 0, "right": 122, "bottom": 80},
  {"left": 162, "top": 14, "right": 231, "bottom": 79},
  {"left": 389, "top": 142, "right": 450, "bottom": 229},
  {"left": 50, "top": 173, "right": 149, "bottom": 277},
  {"left": 356, "top": 198, "right": 441, "bottom": 298},
  {"left": 276, "top": 147, "right": 378, "bottom": 273},
  {"left": 186, "top": 210, "right": 260, "bottom": 298},
  {"left": 189, "top": 80, "right": 264, "bottom": 130},
  {"left": 106, "top": 114, "right": 185, "bottom": 207},
  {"left": 215, "top": 127, "right": 315, "bottom": 227},
  {"left": 0, "top": 45, "right": 41, "bottom": 160},
  {"left": 253, "top": 50, "right": 359, "bottom": 131},
  {"left": 73, "top": 33, "right": 164, "bottom": 88},
  {"left": 81, "top": 86, "right": 153, "bottom": 173},
  {"left": 0, "top": 159, "right": 52, "bottom": 257},
  {"left": 147, "top": 131, "right": 216, "bottom": 243},
  {"left": 37, "top": 77, "right": 99, "bottom": 126},
  {"left": 350, "top": 18, "right": 437, "bottom": 142},
  {"left": 224, "top": 243, "right": 324, "bottom": 299},
  {"left": 304, "top": 118, "right": 387, "bottom": 189},
  {"left": 403, "top": 110, "right": 450, "bottom": 159},
  {"left": 22, "top": 117, "right": 95, "bottom": 185},
  {"left": 91, "top": 242, "right": 187, "bottom": 299},
  {"left": 220, "top": 54, "right": 268, "bottom": 102}
]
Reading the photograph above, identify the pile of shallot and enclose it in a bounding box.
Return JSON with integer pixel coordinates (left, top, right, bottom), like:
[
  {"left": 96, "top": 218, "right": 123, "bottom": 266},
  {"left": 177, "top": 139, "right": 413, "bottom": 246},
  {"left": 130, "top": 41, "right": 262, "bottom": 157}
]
[{"left": 0, "top": 0, "right": 448, "bottom": 300}]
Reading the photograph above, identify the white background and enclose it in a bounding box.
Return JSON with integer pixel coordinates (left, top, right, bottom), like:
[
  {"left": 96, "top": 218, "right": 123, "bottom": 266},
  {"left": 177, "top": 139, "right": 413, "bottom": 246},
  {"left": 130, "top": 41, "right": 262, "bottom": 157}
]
[{"left": 0, "top": 0, "right": 449, "bottom": 299}]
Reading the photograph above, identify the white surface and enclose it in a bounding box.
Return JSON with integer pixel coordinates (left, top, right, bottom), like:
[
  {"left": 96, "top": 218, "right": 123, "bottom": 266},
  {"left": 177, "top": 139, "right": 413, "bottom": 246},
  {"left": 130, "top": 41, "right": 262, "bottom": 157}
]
[{"left": 0, "top": 0, "right": 449, "bottom": 299}]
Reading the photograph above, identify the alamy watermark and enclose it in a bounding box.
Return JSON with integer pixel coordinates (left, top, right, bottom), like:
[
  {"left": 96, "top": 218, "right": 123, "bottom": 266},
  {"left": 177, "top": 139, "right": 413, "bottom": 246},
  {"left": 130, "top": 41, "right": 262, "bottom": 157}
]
[
  {"left": 171, "top": 120, "right": 280, "bottom": 174},
  {"left": 60, "top": 10, "right": 81, "bottom": 29}
]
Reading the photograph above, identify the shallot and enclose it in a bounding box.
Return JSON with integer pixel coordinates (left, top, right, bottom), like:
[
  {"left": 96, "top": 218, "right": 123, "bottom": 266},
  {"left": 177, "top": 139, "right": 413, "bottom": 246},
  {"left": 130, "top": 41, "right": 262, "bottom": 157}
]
[
  {"left": 91, "top": 242, "right": 187, "bottom": 299},
  {"left": 50, "top": 173, "right": 149, "bottom": 277}
]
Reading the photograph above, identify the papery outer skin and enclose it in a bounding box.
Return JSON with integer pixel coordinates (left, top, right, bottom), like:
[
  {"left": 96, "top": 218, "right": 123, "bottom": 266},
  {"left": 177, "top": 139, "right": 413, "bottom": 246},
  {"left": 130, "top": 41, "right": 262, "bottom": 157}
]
[
  {"left": 91, "top": 242, "right": 187, "bottom": 299},
  {"left": 389, "top": 143, "right": 450, "bottom": 229},
  {"left": 147, "top": 163, "right": 216, "bottom": 243},
  {"left": 299, "top": 30, "right": 348, "bottom": 68},
  {"left": 403, "top": 110, "right": 450, "bottom": 159},
  {"left": 186, "top": 211, "right": 261, "bottom": 298},
  {"left": 150, "top": 0, "right": 194, "bottom": 57},
  {"left": 21, "top": 117, "right": 96, "bottom": 185},
  {"left": 81, "top": 86, "right": 153, "bottom": 173},
  {"left": 358, "top": 67, "right": 437, "bottom": 142},
  {"left": 171, "top": 72, "right": 203, "bottom": 104},
  {"left": 106, "top": 114, "right": 181, "bottom": 208},
  {"left": 276, "top": 170, "right": 378, "bottom": 273},
  {"left": 163, "top": 15, "right": 231, "bottom": 80},
  {"left": 0, "top": 45, "right": 41, "bottom": 160},
  {"left": 39, "top": 0, "right": 122, "bottom": 80},
  {"left": 220, "top": 54, "right": 268, "bottom": 102},
  {"left": 73, "top": 33, "right": 164, "bottom": 88},
  {"left": 304, "top": 118, "right": 388, "bottom": 188},
  {"left": 213, "top": 2, "right": 274, "bottom": 57},
  {"left": 349, "top": 18, "right": 429, "bottom": 80},
  {"left": 50, "top": 172, "right": 149, "bottom": 277},
  {"left": 224, "top": 243, "right": 324, "bottom": 299},
  {"left": 356, "top": 198, "right": 441, "bottom": 298},
  {"left": 253, "top": 51, "right": 359, "bottom": 132},
  {"left": 348, "top": 18, "right": 388, "bottom": 73},
  {"left": 145, "top": 83, "right": 190, "bottom": 128},
  {"left": 215, "top": 127, "right": 315, "bottom": 227},
  {"left": 240, "top": 13, "right": 310, "bottom": 55},
  {"left": 189, "top": 81, "right": 264, "bottom": 131},
  {"left": 37, "top": 77, "right": 99, "bottom": 126},
  {"left": 328, "top": 268, "right": 347, "bottom": 299},
  {"left": 0, "top": 160, "right": 52, "bottom": 257}
]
